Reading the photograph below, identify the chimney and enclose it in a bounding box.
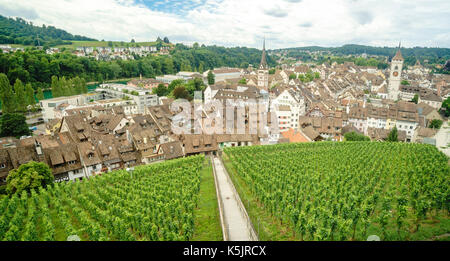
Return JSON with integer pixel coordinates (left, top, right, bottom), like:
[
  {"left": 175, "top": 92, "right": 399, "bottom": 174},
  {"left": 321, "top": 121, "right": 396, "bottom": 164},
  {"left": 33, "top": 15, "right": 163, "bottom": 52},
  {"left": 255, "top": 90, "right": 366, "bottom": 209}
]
[
  {"left": 144, "top": 137, "right": 147, "bottom": 144},
  {"left": 35, "top": 140, "right": 43, "bottom": 155}
]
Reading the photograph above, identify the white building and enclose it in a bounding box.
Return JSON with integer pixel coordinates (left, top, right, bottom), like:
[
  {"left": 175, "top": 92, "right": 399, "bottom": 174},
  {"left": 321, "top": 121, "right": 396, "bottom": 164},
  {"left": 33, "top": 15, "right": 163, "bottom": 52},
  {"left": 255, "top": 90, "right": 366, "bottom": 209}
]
[
  {"left": 97, "top": 84, "right": 158, "bottom": 114},
  {"left": 272, "top": 89, "right": 305, "bottom": 132}
]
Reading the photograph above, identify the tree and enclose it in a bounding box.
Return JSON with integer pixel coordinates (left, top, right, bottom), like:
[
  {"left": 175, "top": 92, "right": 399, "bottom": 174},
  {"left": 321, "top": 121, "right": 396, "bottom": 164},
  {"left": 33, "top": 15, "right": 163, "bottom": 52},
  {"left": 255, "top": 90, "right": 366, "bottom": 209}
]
[
  {"left": 25, "top": 83, "right": 36, "bottom": 106},
  {"left": 411, "top": 94, "right": 419, "bottom": 104},
  {"left": 428, "top": 119, "right": 443, "bottom": 129},
  {"left": 6, "top": 161, "right": 54, "bottom": 195},
  {"left": 0, "top": 73, "right": 16, "bottom": 113},
  {"left": 131, "top": 39, "right": 135, "bottom": 43},
  {"left": 401, "top": 80, "right": 410, "bottom": 85},
  {"left": 108, "top": 41, "right": 113, "bottom": 47},
  {"left": 153, "top": 84, "right": 169, "bottom": 97},
  {"left": 269, "top": 68, "right": 276, "bottom": 74},
  {"left": 238, "top": 78, "right": 247, "bottom": 84},
  {"left": 289, "top": 73, "right": 297, "bottom": 80},
  {"left": 0, "top": 113, "right": 31, "bottom": 138},
  {"left": 207, "top": 71, "right": 215, "bottom": 85},
  {"left": 173, "top": 86, "right": 191, "bottom": 100},
  {"left": 168, "top": 79, "right": 185, "bottom": 94},
  {"left": 344, "top": 132, "right": 370, "bottom": 141},
  {"left": 441, "top": 97, "right": 450, "bottom": 117},
  {"left": 163, "top": 37, "right": 170, "bottom": 44},
  {"left": 13, "top": 79, "right": 27, "bottom": 112},
  {"left": 36, "top": 87, "right": 45, "bottom": 101},
  {"left": 51, "top": 75, "right": 60, "bottom": 98},
  {"left": 386, "top": 126, "right": 398, "bottom": 142}
]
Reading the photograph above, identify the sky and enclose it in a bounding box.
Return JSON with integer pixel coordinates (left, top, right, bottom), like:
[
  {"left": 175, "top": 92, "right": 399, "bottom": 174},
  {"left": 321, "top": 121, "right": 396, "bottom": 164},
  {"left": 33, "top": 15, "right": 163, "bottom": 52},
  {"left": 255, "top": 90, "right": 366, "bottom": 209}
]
[{"left": 0, "top": 0, "right": 449, "bottom": 49}]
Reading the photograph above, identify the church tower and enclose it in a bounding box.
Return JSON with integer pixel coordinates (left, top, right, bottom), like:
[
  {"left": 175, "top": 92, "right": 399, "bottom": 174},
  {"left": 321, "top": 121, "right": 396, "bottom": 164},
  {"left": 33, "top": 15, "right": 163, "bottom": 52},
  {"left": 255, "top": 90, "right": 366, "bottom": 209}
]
[
  {"left": 258, "top": 39, "right": 269, "bottom": 91},
  {"left": 388, "top": 42, "right": 404, "bottom": 100}
]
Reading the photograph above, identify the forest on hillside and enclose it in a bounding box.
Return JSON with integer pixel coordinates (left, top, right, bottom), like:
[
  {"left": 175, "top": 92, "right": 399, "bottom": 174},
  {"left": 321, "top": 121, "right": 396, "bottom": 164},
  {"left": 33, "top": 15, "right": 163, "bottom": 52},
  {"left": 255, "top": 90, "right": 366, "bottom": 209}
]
[
  {"left": 0, "top": 15, "right": 96, "bottom": 47},
  {"left": 275, "top": 44, "right": 450, "bottom": 67},
  {"left": 0, "top": 44, "right": 274, "bottom": 90}
]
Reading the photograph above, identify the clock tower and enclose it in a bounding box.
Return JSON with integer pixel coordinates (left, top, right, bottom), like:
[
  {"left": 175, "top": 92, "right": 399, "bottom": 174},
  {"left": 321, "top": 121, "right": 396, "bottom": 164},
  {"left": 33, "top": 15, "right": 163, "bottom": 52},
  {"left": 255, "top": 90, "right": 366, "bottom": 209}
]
[{"left": 388, "top": 42, "right": 404, "bottom": 100}]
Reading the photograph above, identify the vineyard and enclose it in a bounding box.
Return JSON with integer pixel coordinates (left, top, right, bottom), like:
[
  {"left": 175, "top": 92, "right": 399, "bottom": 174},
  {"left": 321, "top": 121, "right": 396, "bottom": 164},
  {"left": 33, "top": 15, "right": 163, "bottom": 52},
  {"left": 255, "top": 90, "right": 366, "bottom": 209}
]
[
  {"left": 223, "top": 142, "right": 450, "bottom": 241},
  {"left": 0, "top": 155, "right": 219, "bottom": 241}
]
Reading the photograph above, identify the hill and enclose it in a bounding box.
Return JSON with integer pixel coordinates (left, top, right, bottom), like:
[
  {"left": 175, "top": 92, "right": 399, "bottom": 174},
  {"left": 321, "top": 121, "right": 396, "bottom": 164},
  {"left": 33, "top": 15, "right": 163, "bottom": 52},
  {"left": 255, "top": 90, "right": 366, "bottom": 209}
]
[
  {"left": 274, "top": 44, "right": 450, "bottom": 67},
  {"left": 0, "top": 15, "right": 96, "bottom": 47}
]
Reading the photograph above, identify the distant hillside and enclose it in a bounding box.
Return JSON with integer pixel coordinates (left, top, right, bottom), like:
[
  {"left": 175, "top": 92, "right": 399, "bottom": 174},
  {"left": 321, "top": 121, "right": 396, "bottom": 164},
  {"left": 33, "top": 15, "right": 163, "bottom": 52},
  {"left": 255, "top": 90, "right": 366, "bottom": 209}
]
[
  {"left": 0, "top": 15, "right": 96, "bottom": 47},
  {"left": 275, "top": 44, "right": 450, "bottom": 58},
  {"left": 274, "top": 44, "right": 450, "bottom": 66}
]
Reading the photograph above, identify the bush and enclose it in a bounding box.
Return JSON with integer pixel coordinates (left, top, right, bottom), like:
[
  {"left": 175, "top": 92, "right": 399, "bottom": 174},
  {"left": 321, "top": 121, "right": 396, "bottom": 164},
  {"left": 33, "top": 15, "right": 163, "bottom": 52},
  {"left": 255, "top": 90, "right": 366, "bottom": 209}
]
[{"left": 344, "top": 132, "right": 370, "bottom": 141}]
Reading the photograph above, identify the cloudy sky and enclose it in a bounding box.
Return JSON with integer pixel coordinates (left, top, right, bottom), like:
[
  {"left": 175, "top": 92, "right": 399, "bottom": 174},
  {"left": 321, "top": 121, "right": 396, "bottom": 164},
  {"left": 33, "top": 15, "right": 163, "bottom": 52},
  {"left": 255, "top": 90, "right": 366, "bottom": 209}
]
[{"left": 1, "top": 0, "right": 449, "bottom": 49}]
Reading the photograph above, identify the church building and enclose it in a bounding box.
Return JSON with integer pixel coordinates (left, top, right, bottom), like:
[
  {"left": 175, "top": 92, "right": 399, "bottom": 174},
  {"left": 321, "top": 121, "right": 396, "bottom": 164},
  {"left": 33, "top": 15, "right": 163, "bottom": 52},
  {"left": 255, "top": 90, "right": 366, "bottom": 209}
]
[
  {"left": 388, "top": 43, "right": 404, "bottom": 100},
  {"left": 257, "top": 39, "right": 269, "bottom": 91}
]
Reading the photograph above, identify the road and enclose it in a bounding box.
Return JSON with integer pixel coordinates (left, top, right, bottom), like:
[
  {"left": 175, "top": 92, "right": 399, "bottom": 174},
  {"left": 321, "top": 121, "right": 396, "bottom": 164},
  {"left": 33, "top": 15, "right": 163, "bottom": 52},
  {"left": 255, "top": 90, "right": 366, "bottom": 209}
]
[
  {"left": 212, "top": 156, "right": 257, "bottom": 241},
  {"left": 435, "top": 120, "right": 450, "bottom": 157}
]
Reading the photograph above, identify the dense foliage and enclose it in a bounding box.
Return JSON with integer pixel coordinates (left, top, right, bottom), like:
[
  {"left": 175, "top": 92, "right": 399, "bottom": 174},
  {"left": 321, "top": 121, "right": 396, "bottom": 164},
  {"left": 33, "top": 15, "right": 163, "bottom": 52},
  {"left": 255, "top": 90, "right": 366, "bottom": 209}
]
[
  {"left": 6, "top": 162, "right": 54, "bottom": 195},
  {"left": 224, "top": 142, "right": 449, "bottom": 240},
  {"left": 0, "top": 74, "right": 38, "bottom": 113},
  {"left": 0, "top": 44, "right": 275, "bottom": 91},
  {"left": 0, "top": 113, "right": 31, "bottom": 138},
  {"left": 0, "top": 156, "right": 204, "bottom": 241},
  {"left": 442, "top": 97, "right": 450, "bottom": 117},
  {"left": 344, "top": 131, "right": 370, "bottom": 141},
  {"left": 50, "top": 75, "right": 88, "bottom": 98},
  {"left": 0, "top": 15, "right": 96, "bottom": 46}
]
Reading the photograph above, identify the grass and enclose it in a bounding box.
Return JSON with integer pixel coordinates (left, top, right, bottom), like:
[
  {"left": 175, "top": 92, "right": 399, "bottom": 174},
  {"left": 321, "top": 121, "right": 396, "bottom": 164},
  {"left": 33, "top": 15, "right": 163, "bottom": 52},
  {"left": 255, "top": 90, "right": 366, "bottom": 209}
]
[
  {"left": 222, "top": 151, "right": 450, "bottom": 241},
  {"left": 191, "top": 157, "right": 223, "bottom": 241}
]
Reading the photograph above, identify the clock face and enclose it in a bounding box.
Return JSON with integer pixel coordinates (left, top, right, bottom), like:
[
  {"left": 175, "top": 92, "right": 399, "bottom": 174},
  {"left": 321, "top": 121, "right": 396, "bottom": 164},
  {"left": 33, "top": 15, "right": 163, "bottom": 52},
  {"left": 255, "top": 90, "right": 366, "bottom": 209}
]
[{"left": 393, "top": 71, "right": 399, "bottom": 77}]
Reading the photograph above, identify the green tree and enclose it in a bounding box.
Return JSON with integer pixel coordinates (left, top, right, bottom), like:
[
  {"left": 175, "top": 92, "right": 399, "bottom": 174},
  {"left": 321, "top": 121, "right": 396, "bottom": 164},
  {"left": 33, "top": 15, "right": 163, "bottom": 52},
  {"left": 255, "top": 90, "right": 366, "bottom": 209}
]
[
  {"left": 289, "top": 73, "right": 297, "bottom": 80},
  {"left": 386, "top": 126, "right": 398, "bottom": 142},
  {"left": 168, "top": 79, "right": 185, "bottom": 94},
  {"left": 13, "top": 79, "right": 27, "bottom": 112},
  {"left": 6, "top": 161, "right": 54, "bottom": 195},
  {"left": 173, "top": 86, "right": 191, "bottom": 100},
  {"left": 153, "top": 84, "right": 169, "bottom": 97},
  {"left": 269, "top": 68, "right": 276, "bottom": 74},
  {"left": 428, "top": 119, "right": 443, "bottom": 129},
  {"left": 25, "top": 83, "right": 36, "bottom": 106},
  {"left": 198, "top": 63, "right": 204, "bottom": 74},
  {"left": 411, "top": 94, "right": 419, "bottom": 104},
  {"left": 401, "top": 80, "right": 410, "bottom": 85},
  {"left": 0, "top": 73, "right": 16, "bottom": 113},
  {"left": 441, "top": 97, "right": 450, "bottom": 117},
  {"left": 238, "top": 78, "right": 247, "bottom": 84},
  {"left": 344, "top": 131, "right": 370, "bottom": 141},
  {"left": 36, "top": 87, "right": 45, "bottom": 101},
  {"left": 51, "top": 75, "right": 60, "bottom": 98},
  {"left": 207, "top": 71, "right": 215, "bottom": 85},
  {"left": 0, "top": 113, "right": 31, "bottom": 138}
]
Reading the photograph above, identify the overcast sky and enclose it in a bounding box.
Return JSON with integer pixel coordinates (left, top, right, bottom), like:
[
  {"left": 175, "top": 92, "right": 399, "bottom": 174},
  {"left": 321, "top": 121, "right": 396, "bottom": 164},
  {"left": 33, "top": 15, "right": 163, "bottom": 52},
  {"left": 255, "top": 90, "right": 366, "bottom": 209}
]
[{"left": 1, "top": 0, "right": 449, "bottom": 49}]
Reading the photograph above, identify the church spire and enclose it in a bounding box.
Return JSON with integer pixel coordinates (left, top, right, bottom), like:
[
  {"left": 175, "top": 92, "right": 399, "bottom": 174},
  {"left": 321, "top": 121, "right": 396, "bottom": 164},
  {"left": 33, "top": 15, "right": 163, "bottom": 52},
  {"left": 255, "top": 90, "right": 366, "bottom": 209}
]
[
  {"left": 393, "top": 41, "right": 404, "bottom": 61},
  {"left": 259, "top": 38, "right": 268, "bottom": 70}
]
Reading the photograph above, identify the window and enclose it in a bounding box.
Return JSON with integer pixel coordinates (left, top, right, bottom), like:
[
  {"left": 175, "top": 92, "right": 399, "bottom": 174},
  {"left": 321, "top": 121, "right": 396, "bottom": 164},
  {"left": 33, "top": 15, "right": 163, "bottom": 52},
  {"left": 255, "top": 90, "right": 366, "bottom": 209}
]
[{"left": 0, "top": 163, "right": 5, "bottom": 168}]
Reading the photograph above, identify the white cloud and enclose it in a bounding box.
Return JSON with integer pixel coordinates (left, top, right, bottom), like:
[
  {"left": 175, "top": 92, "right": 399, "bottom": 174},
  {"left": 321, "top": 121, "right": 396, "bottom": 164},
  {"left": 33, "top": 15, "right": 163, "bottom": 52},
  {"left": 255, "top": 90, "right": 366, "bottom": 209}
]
[{"left": 0, "top": 0, "right": 449, "bottom": 49}]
